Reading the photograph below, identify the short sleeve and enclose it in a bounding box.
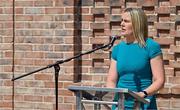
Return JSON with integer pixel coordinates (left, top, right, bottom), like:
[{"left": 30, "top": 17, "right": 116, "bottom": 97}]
[
  {"left": 111, "top": 45, "right": 118, "bottom": 61},
  {"left": 148, "top": 39, "right": 162, "bottom": 59}
]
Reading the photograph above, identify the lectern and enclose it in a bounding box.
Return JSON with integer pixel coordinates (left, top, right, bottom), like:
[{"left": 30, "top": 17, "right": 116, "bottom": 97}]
[{"left": 68, "top": 85, "right": 150, "bottom": 110}]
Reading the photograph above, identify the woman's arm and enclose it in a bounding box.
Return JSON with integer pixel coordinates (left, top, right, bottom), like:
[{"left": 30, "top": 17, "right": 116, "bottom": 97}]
[
  {"left": 137, "top": 54, "right": 165, "bottom": 97},
  {"left": 106, "top": 59, "right": 118, "bottom": 88}
]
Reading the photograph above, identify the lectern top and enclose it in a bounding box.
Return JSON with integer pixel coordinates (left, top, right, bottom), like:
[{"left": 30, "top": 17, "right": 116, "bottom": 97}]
[{"left": 68, "top": 85, "right": 150, "bottom": 104}]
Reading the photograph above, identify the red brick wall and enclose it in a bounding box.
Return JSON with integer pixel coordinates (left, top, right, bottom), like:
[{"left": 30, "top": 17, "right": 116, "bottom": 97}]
[{"left": 0, "top": 0, "right": 180, "bottom": 110}]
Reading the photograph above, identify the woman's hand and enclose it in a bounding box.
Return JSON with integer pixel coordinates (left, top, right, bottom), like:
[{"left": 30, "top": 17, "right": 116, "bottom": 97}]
[{"left": 134, "top": 92, "right": 145, "bottom": 98}]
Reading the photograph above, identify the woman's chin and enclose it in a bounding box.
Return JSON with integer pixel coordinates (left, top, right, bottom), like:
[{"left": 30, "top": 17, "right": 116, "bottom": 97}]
[{"left": 120, "top": 33, "right": 126, "bottom": 37}]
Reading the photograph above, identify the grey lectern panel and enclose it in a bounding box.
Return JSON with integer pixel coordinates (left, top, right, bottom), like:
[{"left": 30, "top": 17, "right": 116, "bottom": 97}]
[{"left": 68, "top": 85, "right": 150, "bottom": 110}]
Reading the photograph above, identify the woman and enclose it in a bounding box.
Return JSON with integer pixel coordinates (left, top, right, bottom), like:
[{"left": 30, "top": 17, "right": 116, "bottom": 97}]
[{"left": 106, "top": 8, "right": 165, "bottom": 110}]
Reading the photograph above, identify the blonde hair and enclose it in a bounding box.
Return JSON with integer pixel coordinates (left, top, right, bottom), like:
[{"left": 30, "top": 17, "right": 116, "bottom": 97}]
[{"left": 124, "top": 8, "right": 148, "bottom": 47}]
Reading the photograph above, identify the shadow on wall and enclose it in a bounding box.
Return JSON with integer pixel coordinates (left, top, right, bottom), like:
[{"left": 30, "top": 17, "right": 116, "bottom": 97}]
[{"left": 73, "top": 0, "right": 82, "bottom": 82}]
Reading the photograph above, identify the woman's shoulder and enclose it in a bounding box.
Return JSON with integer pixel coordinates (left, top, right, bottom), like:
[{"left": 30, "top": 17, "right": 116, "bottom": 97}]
[
  {"left": 145, "top": 38, "right": 162, "bottom": 58},
  {"left": 112, "top": 41, "right": 124, "bottom": 51},
  {"left": 146, "top": 38, "right": 160, "bottom": 48}
]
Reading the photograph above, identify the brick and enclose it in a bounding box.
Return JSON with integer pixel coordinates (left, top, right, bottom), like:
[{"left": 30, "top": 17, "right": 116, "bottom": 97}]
[
  {"left": 147, "top": 15, "right": 157, "bottom": 22},
  {"left": 81, "top": 74, "right": 92, "bottom": 81},
  {"left": 155, "top": 23, "right": 172, "bottom": 30},
  {"left": 0, "top": 8, "right": 2, "bottom": 13},
  {"left": 35, "top": 74, "right": 52, "bottom": 80},
  {"left": 171, "top": 15, "right": 178, "bottom": 24},
  {"left": 171, "top": 99, "right": 180, "bottom": 108},
  {"left": 55, "top": 0, "right": 74, "bottom": 6},
  {"left": 58, "top": 104, "right": 73, "bottom": 110},
  {"left": 92, "top": 75, "right": 103, "bottom": 81},
  {"left": 24, "top": 95, "right": 43, "bottom": 102},
  {"left": 59, "top": 89, "right": 73, "bottom": 96},
  {"left": 45, "top": 82, "right": 63, "bottom": 88},
  {"left": 25, "top": 8, "right": 45, "bottom": 14},
  {"left": 81, "top": 0, "right": 94, "bottom": 6},
  {"left": 0, "top": 102, "right": 12, "bottom": 108},
  {"left": 15, "top": 1, "right": 34, "bottom": 7},
  {"left": 92, "top": 8, "right": 110, "bottom": 15},
  {"left": 170, "top": 0, "right": 180, "bottom": 6},
  {"left": 3, "top": 36, "right": 13, "bottom": 42},
  {"left": 45, "top": 8, "right": 64, "bottom": 14},
  {"left": 45, "top": 53, "right": 63, "bottom": 59},
  {"left": 158, "top": 15, "right": 171, "bottom": 23},
  {"left": 154, "top": 37, "right": 174, "bottom": 45},
  {"left": 65, "top": 23, "right": 74, "bottom": 29},
  {"left": 34, "top": 88, "right": 55, "bottom": 95},
  {"left": 81, "top": 8, "right": 90, "bottom": 14},
  {"left": 33, "top": 30, "right": 53, "bottom": 36},
  {"left": 110, "top": 15, "right": 121, "bottom": 22},
  {"left": 3, "top": 95, "right": 12, "bottom": 100},
  {"left": 158, "top": 87, "right": 171, "bottom": 94},
  {"left": 90, "top": 37, "right": 110, "bottom": 44},
  {"left": 159, "top": 0, "right": 170, "bottom": 6},
  {"left": 33, "top": 103, "right": 54, "bottom": 109},
  {"left": 0, "top": 15, "right": 12, "bottom": 21},
  {"left": 34, "top": 0, "right": 53, "bottom": 7},
  {"left": 14, "top": 59, "right": 34, "bottom": 65},
  {"left": 15, "top": 15, "right": 33, "bottom": 21},
  {"left": 33, "top": 45, "right": 53, "bottom": 51},
  {"left": 137, "top": 0, "right": 158, "bottom": 7},
  {"left": 171, "top": 85, "right": 180, "bottom": 94},
  {"left": 91, "top": 53, "right": 110, "bottom": 59},
  {"left": 15, "top": 45, "right": 32, "bottom": 51},
  {"left": 169, "top": 61, "right": 180, "bottom": 68},
  {"left": 0, "top": 44, "right": 12, "bottom": 50},
  {"left": 170, "top": 30, "right": 180, "bottom": 37},
  {"left": 91, "top": 23, "right": 104, "bottom": 30},
  {"left": 24, "top": 81, "right": 44, "bottom": 87},
  {"left": 65, "top": 7, "right": 74, "bottom": 14},
  {"left": 94, "top": 15, "right": 106, "bottom": 22},
  {"left": 4, "top": 66, "right": 13, "bottom": 72},
  {"left": 3, "top": 8, "right": 13, "bottom": 14},
  {"left": 3, "top": 80, "right": 12, "bottom": 86},
  {"left": 24, "top": 52, "right": 44, "bottom": 58},
  {"left": 44, "top": 96, "right": 55, "bottom": 102},
  {"left": 156, "top": 7, "right": 171, "bottom": 14},
  {"left": 64, "top": 96, "right": 76, "bottom": 103},
  {"left": 59, "top": 75, "right": 74, "bottom": 81},
  {"left": 54, "top": 45, "right": 73, "bottom": 51},
  {"left": 110, "top": 0, "right": 122, "bottom": 6},
  {"left": 0, "top": 29, "right": 13, "bottom": 36},
  {"left": 90, "top": 67, "right": 109, "bottom": 73},
  {"left": 163, "top": 53, "right": 174, "bottom": 61},
  {"left": 34, "top": 59, "right": 53, "bottom": 66},
  {"left": 111, "top": 7, "right": 123, "bottom": 14},
  {"left": 33, "top": 15, "right": 53, "bottom": 21},
  {"left": 171, "top": 77, "right": 180, "bottom": 84},
  {"left": 170, "top": 6, "right": 176, "bottom": 14},
  {"left": 0, "top": 87, "right": 12, "bottom": 96},
  {"left": 157, "top": 100, "right": 170, "bottom": 107},
  {"left": 0, "top": 59, "right": 12, "bottom": 65},
  {"left": 0, "top": 0, "right": 12, "bottom": 7},
  {"left": 82, "top": 15, "right": 93, "bottom": 21},
  {"left": 55, "top": 30, "right": 74, "bottom": 36},
  {"left": 170, "top": 45, "right": 180, "bottom": 53}
]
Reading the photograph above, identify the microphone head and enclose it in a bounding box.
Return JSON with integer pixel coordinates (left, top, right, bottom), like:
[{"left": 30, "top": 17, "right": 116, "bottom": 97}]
[{"left": 111, "top": 35, "right": 121, "bottom": 39}]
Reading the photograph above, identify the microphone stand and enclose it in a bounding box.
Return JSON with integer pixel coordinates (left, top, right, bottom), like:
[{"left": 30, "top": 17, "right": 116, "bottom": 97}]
[{"left": 12, "top": 36, "right": 117, "bottom": 110}]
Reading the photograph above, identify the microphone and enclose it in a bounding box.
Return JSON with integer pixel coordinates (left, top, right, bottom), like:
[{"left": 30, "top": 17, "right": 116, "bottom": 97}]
[{"left": 107, "top": 35, "right": 120, "bottom": 49}]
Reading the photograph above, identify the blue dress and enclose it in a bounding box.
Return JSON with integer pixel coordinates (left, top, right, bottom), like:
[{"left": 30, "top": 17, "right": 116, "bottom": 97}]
[{"left": 111, "top": 38, "right": 162, "bottom": 110}]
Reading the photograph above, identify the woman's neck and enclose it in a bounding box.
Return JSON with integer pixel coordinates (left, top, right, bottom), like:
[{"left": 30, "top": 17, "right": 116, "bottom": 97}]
[{"left": 123, "top": 35, "right": 137, "bottom": 43}]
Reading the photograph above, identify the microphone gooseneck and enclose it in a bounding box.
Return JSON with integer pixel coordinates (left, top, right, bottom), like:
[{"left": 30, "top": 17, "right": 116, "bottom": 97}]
[{"left": 108, "top": 35, "right": 119, "bottom": 49}]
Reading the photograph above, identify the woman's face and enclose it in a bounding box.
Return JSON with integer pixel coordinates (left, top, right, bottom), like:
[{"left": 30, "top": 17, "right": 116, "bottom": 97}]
[{"left": 120, "top": 12, "right": 133, "bottom": 37}]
